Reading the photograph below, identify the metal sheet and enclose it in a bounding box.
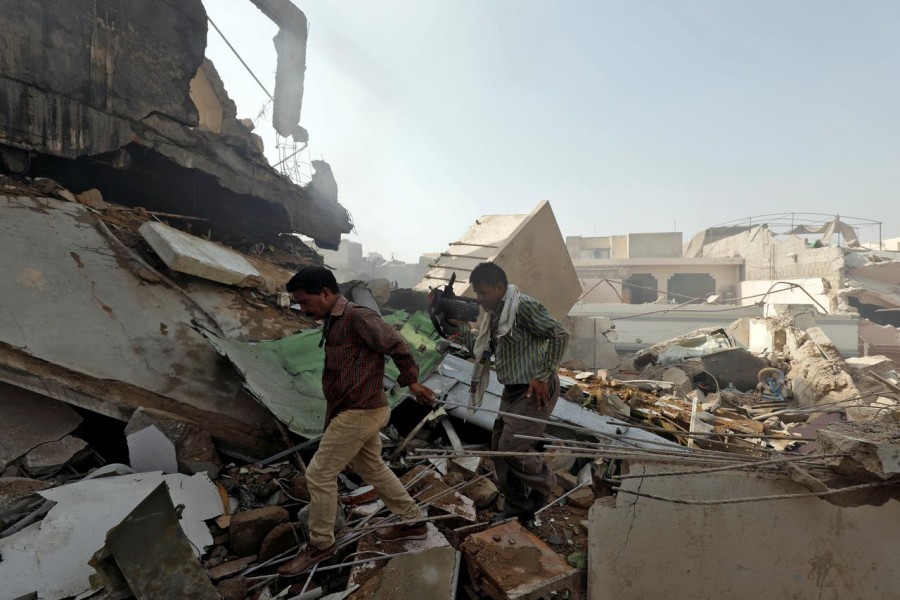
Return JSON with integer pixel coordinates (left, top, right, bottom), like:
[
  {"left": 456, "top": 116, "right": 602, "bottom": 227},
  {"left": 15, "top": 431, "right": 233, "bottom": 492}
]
[
  {"left": 199, "top": 310, "right": 445, "bottom": 438},
  {"left": 424, "top": 355, "right": 678, "bottom": 449},
  {"left": 91, "top": 482, "right": 219, "bottom": 599}
]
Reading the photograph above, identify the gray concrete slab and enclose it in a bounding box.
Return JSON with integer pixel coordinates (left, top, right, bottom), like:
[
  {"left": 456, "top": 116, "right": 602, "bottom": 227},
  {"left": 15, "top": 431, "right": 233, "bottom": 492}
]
[
  {"left": 0, "top": 382, "right": 82, "bottom": 470},
  {"left": 0, "top": 195, "right": 275, "bottom": 452}
]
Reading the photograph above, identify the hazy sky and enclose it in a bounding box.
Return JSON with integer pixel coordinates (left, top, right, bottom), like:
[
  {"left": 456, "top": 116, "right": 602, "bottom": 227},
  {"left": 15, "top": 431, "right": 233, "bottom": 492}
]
[{"left": 205, "top": 1, "right": 900, "bottom": 261}]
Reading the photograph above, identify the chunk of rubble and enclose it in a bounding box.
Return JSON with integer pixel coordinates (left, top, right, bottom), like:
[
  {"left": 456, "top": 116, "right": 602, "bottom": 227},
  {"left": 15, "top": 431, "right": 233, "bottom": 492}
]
[
  {"left": 124, "top": 407, "right": 222, "bottom": 478},
  {"left": 350, "top": 546, "right": 460, "bottom": 600},
  {"left": 89, "top": 483, "right": 219, "bottom": 599},
  {"left": 22, "top": 435, "right": 90, "bottom": 477},
  {"left": 349, "top": 522, "right": 452, "bottom": 591},
  {"left": 140, "top": 221, "right": 264, "bottom": 288},
  {"left": 0, "top": 472, "right": 221, "bottom": 600},
  {"left": 461, "top": 520, "right": 582, "bottom": 599},
  {"left": 816, "top": 421, "right": 900, "bottom": 480},
  {"left": 127, "top": 425, "right": 178, "bottom": 474},
  {"left": 0, "top": 477, "right": 53, "bottom": 531},
  {"left": 229, "top": 506, "right": 289, "bottom": 557},
  {"left": 0, "top": 383, "right": 83, "bottom": 471},
  {"left": 400, "top": 466, "right": 477, "bottom": 525}
]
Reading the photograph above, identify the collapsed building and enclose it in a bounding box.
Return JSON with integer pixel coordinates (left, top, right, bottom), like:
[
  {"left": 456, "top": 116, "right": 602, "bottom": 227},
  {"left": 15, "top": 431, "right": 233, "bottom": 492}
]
[{"left": 1, "top": 3, "right": 899, "bottom": 600}]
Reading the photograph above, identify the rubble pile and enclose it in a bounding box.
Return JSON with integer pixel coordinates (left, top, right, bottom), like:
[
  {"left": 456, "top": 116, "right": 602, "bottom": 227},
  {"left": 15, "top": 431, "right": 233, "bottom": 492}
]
[{"left": 2, "top": 2, "right": 899, "bottom": 599}]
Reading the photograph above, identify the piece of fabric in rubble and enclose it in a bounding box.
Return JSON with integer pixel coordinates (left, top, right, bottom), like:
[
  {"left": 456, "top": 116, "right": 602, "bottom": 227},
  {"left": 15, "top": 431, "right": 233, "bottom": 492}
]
[{"left": 198, "top": 311, "right": 444, "bottom": 438}]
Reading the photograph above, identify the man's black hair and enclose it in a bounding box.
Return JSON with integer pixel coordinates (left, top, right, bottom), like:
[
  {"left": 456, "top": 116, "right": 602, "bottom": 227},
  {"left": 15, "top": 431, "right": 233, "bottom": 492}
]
[
  {"left": 470, "top": 262, "right": 508, "bottom": 287},
  {"left": 286, "top": 266, "right": 340, "bottom": 294}
]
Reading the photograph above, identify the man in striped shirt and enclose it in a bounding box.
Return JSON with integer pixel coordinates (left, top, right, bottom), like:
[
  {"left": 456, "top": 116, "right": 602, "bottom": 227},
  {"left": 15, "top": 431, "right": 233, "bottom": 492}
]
[
  {"left": 278, "top": 266, "right": 436, "bottom": 577},
  {"left": 455, "top": 262, "right": 569, "bottom": 521}
]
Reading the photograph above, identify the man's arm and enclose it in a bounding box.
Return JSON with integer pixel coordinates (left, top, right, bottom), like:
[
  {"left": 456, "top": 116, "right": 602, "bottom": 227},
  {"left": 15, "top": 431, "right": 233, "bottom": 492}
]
[
  {"left": 352, "top": 308, "right": 420, "bottom": 387},
  {"left": 517, "top": 296, "right": 569, "bottom": 382}
]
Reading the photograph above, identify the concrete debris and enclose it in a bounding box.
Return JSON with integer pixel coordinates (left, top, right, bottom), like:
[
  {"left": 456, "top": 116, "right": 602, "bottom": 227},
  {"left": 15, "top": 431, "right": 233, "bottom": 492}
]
[
  {"left": 124, "top": 407, "right": 222, "bottom": 478},
  {"left": 140, "top": 221, "right": 264, "bottom": 288},
  {"left": 127, "top": 425, "right": 179, "bottom": 474},
  {"left": 89, "top": 482, "right": 220, "bottom": 599},
  {"left": 0, "top": 382, "right": 83, "bottom": 471},
  {"left": 0, "top": 472, "right": 220, "bottom": 600},
  {"left": 816, "top": 422, "right": 900, "bottom": 480},
  {"left": 229, "top": 506, "right": 290, "bottom": 557},
  {"left": 22, "top": 435, "right": 91, "bottom": 478},
  {"left": 461, "top": 520, "right": 582, "bottom": 599},
  {"left": 350, "top": 546, "right": 460, "bottom": 600}
]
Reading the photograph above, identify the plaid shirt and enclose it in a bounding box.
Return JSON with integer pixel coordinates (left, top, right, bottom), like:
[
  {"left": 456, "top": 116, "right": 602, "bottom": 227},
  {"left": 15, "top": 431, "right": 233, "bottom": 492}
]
[{"left": 322, "top": 296, "right": 419, "bottom": 425}]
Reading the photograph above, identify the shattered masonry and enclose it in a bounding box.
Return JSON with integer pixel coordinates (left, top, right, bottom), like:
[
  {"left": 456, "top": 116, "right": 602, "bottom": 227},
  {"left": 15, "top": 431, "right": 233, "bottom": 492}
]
[{"left": 1, "top": 2, "right": 899, "bottom": 600}]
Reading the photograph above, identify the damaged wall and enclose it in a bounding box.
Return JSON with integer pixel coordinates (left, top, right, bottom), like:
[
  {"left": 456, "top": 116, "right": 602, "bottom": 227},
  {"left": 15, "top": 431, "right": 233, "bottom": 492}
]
[
  {"left": 589, "top": 463, "right": 900, "bottom": 599},
  {"left": 701, "top": 225, "right": 845, "bottom": 284},
  {"left": 0, "top": 0, "right": 351, "bottom": 249}
]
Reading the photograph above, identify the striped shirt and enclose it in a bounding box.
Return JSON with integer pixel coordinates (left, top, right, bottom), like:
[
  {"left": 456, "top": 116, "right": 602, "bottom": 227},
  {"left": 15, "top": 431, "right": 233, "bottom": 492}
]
[
  {"left": 459, "top": 293, "right": 569, "bottom": 385},
  {"left": 322, "top": 296, "right": 418, "bottom": 425}
]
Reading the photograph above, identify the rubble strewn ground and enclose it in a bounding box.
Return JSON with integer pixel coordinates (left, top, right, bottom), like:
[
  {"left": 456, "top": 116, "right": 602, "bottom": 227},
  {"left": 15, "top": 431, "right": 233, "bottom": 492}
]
[
  {"left": 2, "top": 2, "right": 900, "bottom": 599},
  {"left": 2, "top": 169, "right": 898, "bottom": 597}
]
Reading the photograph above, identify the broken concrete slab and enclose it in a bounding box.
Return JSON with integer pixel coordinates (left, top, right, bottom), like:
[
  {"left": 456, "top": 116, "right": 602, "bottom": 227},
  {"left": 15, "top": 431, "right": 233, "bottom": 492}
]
[
  {"left": 846, "top": 355, "right": 897, "bottom": 375},
  {"left": 355, "top": 546, "right": 460, "bottom": 600},
  {"left": 127, "top": 425, "right": 178, "bottom": 474},
  {"left": 349, "top": 522, "right": 452, "bottom": 590},
  {"left": 0, "top": 472, "right": 221, "bottom": 600},
  {"left": 124, "top": 407, "right": 221, "bottom": 478},
  {"left": 417, "top": 201, "right": 582, "bottom": 322},
  {"left": 0, "top": 382, "right": 83, "bottom": 471},
  {"left": 140, "top": 221, "right": 263, "bottom": 288},
  {"left": 589, "top": 462, "right": 900, "bottom": 599},
  {"left": 816, "top": 422, "right": 900, "bottom": 480},
  {"left": 22, "top": 434, "right": 90, "bottom": 477},
  {"left": 229, "top": 506, "right": 290, "bottom": 557},
  {"left": 461, "top": 520, "right": 582, "bottom": 600},
  {"left": 89, "top": 482, "right": 219, "bottom": 599},
  {"left": 0, "top": 194, "right": 279, "bottom": 457},
  {"left": 0, "top": 477, "right": 53, "bottom": 531}
]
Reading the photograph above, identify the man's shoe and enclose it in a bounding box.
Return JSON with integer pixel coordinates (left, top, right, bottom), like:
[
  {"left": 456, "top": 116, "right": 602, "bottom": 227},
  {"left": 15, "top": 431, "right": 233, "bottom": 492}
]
[
  {"left": 520, "top": 493, "right": 548, "bottom": 522},
  {"left": 277, "top": 543, "right": 336, "bottom": 577},
  {"left": 374, "top": 522, "right": 428, "bottom": 542}
]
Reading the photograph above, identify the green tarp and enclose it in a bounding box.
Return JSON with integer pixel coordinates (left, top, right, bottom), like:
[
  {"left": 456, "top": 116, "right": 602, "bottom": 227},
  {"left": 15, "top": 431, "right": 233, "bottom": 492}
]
[{"left": 198, "top": 311, "right": 443, "bottom": 438}]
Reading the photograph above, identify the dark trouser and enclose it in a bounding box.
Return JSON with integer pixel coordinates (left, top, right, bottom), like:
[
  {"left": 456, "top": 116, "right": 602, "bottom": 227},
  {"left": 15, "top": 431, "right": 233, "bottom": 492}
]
[{"left": 491, "top": 374, "right": 560, "bottom": 514}]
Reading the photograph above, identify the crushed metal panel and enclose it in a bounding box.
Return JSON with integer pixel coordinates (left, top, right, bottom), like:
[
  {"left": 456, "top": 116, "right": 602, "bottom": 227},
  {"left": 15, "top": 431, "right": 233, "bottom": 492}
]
[
  {"left": 139, "top": 221, "right": 263, "bottom": 287},
  {"left": 417, "top": 201, "right": 581, "bottom": 322},
  {"left": 89, "top": 483, "right": 219, "bottom": 599},
  {"left": 0, "top": 473, "right": 221, "bottom": 600},
  {"left": 199, "top": 311, "right": 445, "bottom": 437},
  {"left": 0, "top": 195, "right": 275, "bottom": 439},
  {"left": 424, "top": 355, "right": 678, "bottom": 449}
]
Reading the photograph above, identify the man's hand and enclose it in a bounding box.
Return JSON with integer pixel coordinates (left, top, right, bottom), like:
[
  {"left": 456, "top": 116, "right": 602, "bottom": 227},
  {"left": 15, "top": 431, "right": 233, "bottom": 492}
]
[
  {"left": 409, "top": 382, "right": 437, "bottom": 405},
  {"left": 525, "top": 378, "right": 550, "bottom": 409}
]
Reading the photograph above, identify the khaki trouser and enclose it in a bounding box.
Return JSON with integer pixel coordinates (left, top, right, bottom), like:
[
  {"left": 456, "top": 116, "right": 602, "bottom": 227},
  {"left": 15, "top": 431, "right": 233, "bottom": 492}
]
[
  {"left": 491, "top": 374, "right": 560, "bottom": 513},
  {"left": 306, "top": 406, "right": 422, "bottom": 549}
]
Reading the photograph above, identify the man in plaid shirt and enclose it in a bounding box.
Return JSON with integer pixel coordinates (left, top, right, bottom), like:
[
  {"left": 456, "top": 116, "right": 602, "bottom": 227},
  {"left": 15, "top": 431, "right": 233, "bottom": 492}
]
[{"left": 278, "top": 266, "right": 436, "bottom": 577}]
